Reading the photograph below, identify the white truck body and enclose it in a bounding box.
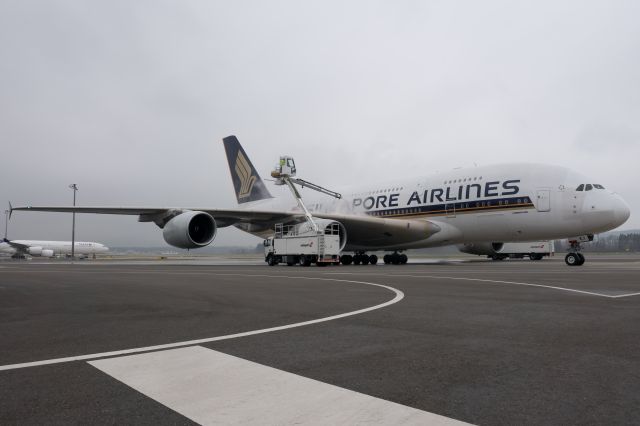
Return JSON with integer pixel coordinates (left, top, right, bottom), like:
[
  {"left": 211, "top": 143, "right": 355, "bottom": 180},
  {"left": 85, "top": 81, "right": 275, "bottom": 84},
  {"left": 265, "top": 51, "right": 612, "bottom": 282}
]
[
  {"left": 496, "top": 240, "right": 554, "bottom": 260},
  {"left": 264, "top": 222, "right": 342, "bottom": 266},
  {"left": 271, "top": 235, "right": 341, "bottom": 257}
]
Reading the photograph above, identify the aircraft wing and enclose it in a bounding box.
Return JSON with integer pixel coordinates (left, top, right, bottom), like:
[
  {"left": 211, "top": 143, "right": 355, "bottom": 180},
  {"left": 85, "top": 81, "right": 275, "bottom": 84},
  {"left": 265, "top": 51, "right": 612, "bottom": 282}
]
[
  {"left": 11, "top": 206, "right": 442, "bottom": 249},
  {"left": 10, "top": 206, "right": 301, "bottom": 227},
  {"left": 2, "top": 238, "right": 30, "bottom": 251}
]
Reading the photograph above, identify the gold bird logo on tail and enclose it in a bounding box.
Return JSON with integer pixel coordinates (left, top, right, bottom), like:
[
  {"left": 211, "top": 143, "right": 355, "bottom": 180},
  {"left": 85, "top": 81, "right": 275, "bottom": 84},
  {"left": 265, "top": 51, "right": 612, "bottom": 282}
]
[{"left": 235, "top": 150, "right": 257, "bottom": 199}]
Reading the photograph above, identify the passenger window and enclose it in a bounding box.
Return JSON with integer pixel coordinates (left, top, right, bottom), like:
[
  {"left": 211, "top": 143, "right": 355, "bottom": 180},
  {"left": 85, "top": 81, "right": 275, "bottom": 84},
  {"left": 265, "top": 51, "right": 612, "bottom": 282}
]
[
  {"left": 585, "top": 184, "right": 593, "bottom": 191},
  {"left": 576, "top": 184, "right": 584, "bottom": 191},
  {"left": 594, "top": 184, "right": 605, "bottom": 189}
]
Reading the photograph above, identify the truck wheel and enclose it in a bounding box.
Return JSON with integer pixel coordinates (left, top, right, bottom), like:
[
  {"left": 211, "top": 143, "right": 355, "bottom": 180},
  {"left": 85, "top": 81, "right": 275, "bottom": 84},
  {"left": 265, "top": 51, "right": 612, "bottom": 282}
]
[
  {"left": 300, "top": 255, "right": 311, "bottom": 267},
  {"left": 267, "top": 255, "right": 277, "bottom": 266}
]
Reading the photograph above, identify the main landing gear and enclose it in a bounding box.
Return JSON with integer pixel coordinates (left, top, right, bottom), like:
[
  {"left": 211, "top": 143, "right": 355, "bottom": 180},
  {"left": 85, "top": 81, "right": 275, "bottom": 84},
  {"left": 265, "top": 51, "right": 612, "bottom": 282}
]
[
  {"left": 565, "top": 240, "right": 585, "bottom": 266},
  {"left": 339, "top": 252, "right": 378, "bottom": 265},
  {"left": 340, "top": 251, "right": 409, "bottom": 265},
  {"left": 383, "top": 251, "right": 408, "bottom": 265}
]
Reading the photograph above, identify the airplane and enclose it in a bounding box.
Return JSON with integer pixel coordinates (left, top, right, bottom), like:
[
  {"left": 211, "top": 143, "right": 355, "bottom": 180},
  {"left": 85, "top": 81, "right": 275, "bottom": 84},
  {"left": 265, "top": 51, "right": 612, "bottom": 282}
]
[
  {"left": 0, "top": 238, "right": 109, "bottom": 259},
  {"left": 10, "top": 136, "right": 630, "bottom": 266}
]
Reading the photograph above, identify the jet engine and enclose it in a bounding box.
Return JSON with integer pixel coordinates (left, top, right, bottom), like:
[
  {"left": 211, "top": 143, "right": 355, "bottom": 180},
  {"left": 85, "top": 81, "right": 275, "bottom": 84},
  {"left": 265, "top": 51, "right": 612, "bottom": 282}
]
[
  {"left": 293, "top": 218, "right": 347, "bottom": 251},
  {"left": 162, "top": 211, "right": 217, "bottom": 249},
  {"left": 26, "top": 247, "right": 55, "bottom": 257},
  {"left": 27, "top": 246, "right": 43, "bottom": 256},
  {"left": 458, "top": 242, "right": 504, "bottom": 256}
]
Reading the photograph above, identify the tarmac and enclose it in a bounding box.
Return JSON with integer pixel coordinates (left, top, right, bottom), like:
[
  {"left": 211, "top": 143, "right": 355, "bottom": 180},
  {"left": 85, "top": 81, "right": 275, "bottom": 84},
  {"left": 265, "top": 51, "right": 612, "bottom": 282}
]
[{"left": 1, "top": 254, "right": 639, "bottom": 425}]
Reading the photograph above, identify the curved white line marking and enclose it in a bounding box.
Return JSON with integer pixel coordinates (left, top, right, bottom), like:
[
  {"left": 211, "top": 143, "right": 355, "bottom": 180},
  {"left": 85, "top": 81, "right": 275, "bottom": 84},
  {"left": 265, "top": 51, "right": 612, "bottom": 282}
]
[
  {"left": 326, "top": 272, "right": 640, "bottom": 298},
  {"left": 0, "top": 274, "right": 403, "bottom": 372}
]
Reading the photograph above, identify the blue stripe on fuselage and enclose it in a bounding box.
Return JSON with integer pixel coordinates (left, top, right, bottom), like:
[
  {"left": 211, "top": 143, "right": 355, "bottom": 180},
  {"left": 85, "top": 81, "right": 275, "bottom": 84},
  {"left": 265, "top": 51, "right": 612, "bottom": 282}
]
[{"left": 364, "top": 196, "right": 534, "bottom": 218}]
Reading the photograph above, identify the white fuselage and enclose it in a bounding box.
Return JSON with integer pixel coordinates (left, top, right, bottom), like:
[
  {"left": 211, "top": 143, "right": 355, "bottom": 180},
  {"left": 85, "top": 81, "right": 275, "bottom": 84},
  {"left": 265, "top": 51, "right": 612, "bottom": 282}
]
[
  {"left": 240, "top": 163, "right": 630, "bottom": 251},
  {"left": 0, "top": 240, "right": 109, "bottom": 257}
]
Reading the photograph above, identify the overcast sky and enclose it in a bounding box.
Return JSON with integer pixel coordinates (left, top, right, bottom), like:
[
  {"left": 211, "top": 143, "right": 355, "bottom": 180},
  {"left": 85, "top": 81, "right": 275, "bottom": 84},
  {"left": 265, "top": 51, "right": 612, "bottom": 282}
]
[{"left": 1, "top": 0, "right": 639, "bottom": 247}]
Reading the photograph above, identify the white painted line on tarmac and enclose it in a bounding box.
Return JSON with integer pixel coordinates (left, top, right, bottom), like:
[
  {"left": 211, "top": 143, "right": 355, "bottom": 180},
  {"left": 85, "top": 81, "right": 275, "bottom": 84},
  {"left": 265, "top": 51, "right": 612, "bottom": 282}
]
[
  {"left": 610, "top": 291, "right": 640, "bottom": 298},
  {"left": 0, "top": 275, "right": 403, "bottom": 372},
  {"left": 90, "top": 346, "right": 469, "bottom": 426},
  {"left": 325, "top": 272, "right": 640, "bottom": 299}
]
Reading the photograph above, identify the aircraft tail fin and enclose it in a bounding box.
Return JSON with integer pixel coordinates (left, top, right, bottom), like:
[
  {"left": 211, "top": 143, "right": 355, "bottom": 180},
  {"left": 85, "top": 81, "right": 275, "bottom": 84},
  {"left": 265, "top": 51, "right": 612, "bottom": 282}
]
[{"left": 222, "top": 136, "right": 273, "bottom": 204}]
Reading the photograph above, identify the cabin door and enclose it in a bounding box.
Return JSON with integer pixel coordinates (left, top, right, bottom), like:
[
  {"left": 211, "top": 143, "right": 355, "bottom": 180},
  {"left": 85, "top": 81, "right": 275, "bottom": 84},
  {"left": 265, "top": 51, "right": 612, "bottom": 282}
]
[{"left": 536, "top": 190, "right": 551, "bottom": 212}]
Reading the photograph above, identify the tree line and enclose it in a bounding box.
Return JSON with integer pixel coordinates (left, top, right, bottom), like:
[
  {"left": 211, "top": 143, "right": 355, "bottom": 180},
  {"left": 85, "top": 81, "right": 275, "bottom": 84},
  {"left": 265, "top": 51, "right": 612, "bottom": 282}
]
[{"left": 555, "top": 232, "right": 640, "bottom": 252}]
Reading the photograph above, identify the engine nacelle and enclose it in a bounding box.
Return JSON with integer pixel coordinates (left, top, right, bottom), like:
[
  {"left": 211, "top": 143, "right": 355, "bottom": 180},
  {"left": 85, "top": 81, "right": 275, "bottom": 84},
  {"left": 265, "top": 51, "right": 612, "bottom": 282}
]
[
  {"left": 293, "top": 219, "right": 347, "bottom": 251},
  {"left": 27, "top": 246, "right": 43, "bottom": 256},
  {"left": 458, "top": 242, "right": 504, "bottom": 256},
  {"left": 41, "top": 249, "right": 54, "bottom": 257},
  {"left": 162, "top": 211, "right": 217, "bottom": 249}
]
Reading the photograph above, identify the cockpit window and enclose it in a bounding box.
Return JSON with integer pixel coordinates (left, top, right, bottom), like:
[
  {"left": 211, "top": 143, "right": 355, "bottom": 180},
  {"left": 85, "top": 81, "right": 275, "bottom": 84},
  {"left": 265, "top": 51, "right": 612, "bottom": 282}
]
[
  {"left": 585, "top": 184, "right": 593, "bottom": 191},
  {"left": 594, "top": 184, "right": 605, "bottom": 189},
  {"left": 576, "top": 184, "right": 584, "bottom": 191}
]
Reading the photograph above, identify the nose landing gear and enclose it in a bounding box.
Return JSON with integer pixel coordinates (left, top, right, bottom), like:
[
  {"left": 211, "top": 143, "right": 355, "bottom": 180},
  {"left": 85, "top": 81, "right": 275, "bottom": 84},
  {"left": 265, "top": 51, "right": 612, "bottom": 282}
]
[
  {"left": 565, "top": 252, "right": 585, "bottom": 266},
  {"left": 565, "top": 238, "right": 587, "bottom": 266}
]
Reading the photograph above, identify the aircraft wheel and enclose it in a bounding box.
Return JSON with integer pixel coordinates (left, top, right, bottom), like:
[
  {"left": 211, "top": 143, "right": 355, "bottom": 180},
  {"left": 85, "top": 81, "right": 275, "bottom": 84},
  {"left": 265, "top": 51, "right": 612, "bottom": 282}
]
[
  {"left": 565, "top": 253, "right": 581, "bottom": 266},
  {"left": 361, "top": 255, "right": 370, "bottom": 265},
  {"left": 353, "top": 256, "right": 361, "bottom": 265},
  {"left": 577, "top": 253, "right": 585, "bottom": 265},
  {"left": 369, "top": 255, "right": 378, "bottom": 265},
  {"left": 399, "top": 254, "right": 408, "bottom": 264},
  {"left": 340, "top": 255, "right": 353, "bottom": 265},
  {"left": 383, "top": 254, "right": 391, "bottom": 264}
]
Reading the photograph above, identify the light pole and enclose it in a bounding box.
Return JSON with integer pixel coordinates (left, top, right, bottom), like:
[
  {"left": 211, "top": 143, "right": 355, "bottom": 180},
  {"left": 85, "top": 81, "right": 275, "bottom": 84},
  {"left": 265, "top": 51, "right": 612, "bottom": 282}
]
[{"left": 69, "top": 184, "right": 78, "bottom": 259}]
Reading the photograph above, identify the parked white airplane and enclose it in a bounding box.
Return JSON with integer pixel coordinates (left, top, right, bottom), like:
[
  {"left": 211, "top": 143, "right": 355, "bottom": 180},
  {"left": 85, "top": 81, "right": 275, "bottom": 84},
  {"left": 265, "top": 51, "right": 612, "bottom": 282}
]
[
  {"left": 11, "top": 136, "right": 630, "bottom": 266},
  {"left": 0, "top": 238, "right": 109, "bottom": 258}
]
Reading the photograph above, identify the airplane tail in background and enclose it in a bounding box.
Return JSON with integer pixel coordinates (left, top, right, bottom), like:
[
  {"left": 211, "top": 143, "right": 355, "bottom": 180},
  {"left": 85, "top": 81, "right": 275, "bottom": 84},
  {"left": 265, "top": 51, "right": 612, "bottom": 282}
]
[{"left": 222, "top": 135, "right": 273, "bottom": 204}]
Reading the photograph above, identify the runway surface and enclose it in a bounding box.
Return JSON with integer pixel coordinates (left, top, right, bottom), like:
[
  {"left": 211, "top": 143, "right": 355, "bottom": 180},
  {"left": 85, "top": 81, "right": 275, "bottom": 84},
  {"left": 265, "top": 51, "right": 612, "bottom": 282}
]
[{"left": 1, "top": 255, "right": 639, "bottom": 425}]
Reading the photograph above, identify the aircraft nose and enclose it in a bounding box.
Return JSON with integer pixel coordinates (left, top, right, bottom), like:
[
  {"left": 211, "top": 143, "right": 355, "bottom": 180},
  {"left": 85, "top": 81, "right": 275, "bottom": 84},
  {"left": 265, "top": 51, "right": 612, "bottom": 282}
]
[{"left": 612, "top": 195, "right": 631, "bottom": 227}]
